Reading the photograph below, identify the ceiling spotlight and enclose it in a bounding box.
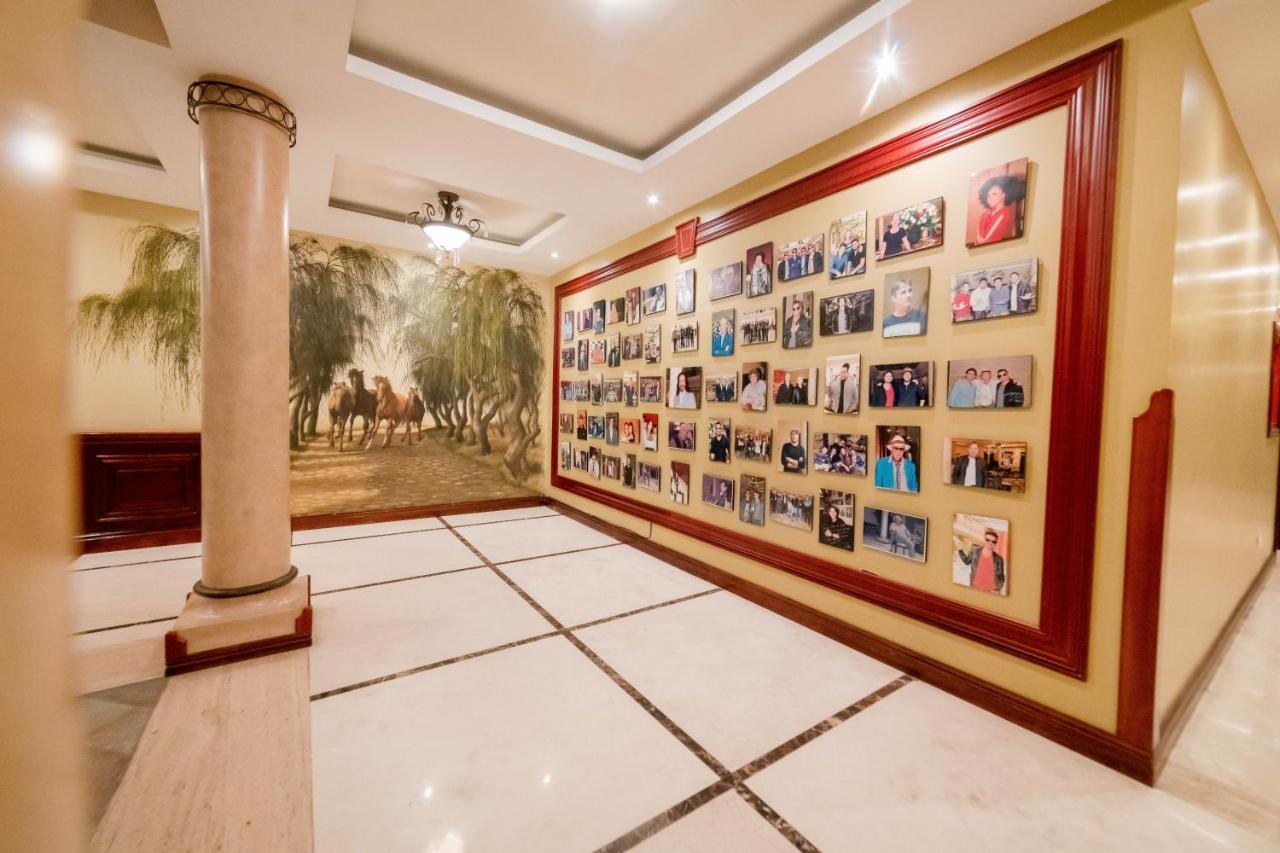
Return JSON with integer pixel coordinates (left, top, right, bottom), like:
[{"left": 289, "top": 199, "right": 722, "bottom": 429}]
[
  {"left": 646, "top": 193, "right": 660, "bottom": 206},
  {"left": 407, "top": 191, "right": 485, "bottom": 263},
  {"left": 550, "top": 251, "right": 560, "bottom": 259},
  {"left": 874, "top": 44, "right": 898, "bottom": 80}
]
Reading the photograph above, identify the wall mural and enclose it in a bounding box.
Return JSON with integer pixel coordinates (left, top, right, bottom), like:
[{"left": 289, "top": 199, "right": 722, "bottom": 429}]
[{"left": 77, "top": 224, "right": 545, "bottom": 516}]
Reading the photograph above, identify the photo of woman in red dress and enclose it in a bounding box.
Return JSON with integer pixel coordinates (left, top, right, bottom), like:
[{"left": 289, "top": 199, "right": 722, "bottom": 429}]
[{"left": 966, "top": 158, "right": 1028, "bottom": 247}]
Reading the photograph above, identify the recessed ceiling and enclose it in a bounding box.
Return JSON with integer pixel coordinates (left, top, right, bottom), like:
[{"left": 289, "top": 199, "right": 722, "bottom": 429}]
[
  {"left": 76, "top": 88, "right": 162, "bottom": 168},
  {"left": 349, "top": 0, "right": 874, "bottom": 159},
  {"left": 328, "top": 156, "right": 562, "bottom": 247},
  {"left": 84, "top": 0, "right": 169, "bottom": 47}
]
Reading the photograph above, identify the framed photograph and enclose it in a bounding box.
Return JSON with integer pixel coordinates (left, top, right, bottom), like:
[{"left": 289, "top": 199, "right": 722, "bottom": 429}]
[
  {"left": 739, "top": 474, "right": 767, "bottom": 526},
  {"left": 604, "top": 412, "right": 620, "bottom": 445},
  {"left": 946, "top": 355, "right": 1032, "bottom": 409},
  {"left": 587, "top": 415, "right": 605, "bottom": 441},
  {"left": 603, "top": 455, "right": 621, "bottom": 480},
  {"left": 829, "top": 212, "right": 868, "bottom": 279},
  {"left": 875, "top": 197, "right": 944, "bottom": 260},
  {"left": 558, "top": 413, "right": 574, "bottom": 434},
  {"left": 874, "top": 426, "right": 921, "bottom": 493},
  {"left": 823, "top": 355, "right": 860, "bottom": 414},
  {"left": 625, "top": 287, "right": 642, "bottom": 325},
  {"left": 560, "top": 347, "right": 575, "bottom": 369},
  {"left": 710, "top": 261, "right": 744, "bottom": 300},
  {"left": 562, "top": 311, "right": 574, "bottom": 342},
  {"left": 588, "top": 446, "right": 602, "bottom": 479},
  {"left": 777, "top": 234, "right": 824, "bottom": 282},
  {"left": 966, "top": 157, "right": 1028, "bottom": 247},
  {"left": 638, "top": 376, "right": 663, "bottom": 404},
  {"left": 705, "top": 373, "right": 737, "bottom": 403},
  {"left": 769, "top": 488, "right": 814, "bottom": 530},
  {"left": 670, "top": 461, "right": 691, "bottom": 504},
  {"left": 953, "top": 514, "right": 1010, "bottom": 595},
  {"left": 608, "top": 296, "right": 626, "bottom": 326},
  {"left": 813, "top": 432, "right": 867, "bottom": 477},
  {"left": 710, "top": 309, "right": 735, "bottom": 357},
  {"left": 740, "top": 361, "right": 769, "bottom": 412},
  {"left": 862, "top": 507, "right": 927, "bottom": 563},
  {"left": 781, "top": 291, "right": 814, "bottom": 349},
  {"left": 576, "top": 339, "right": 589, "bottom": 372},
  {"left": 622, "top": 371, "right": 638, "bottom": 406},
  {"left": 643, "top": 324, "right": 662, "bottom": 364},
  {"left": 778, "top": 418, "right": 808, "bottom": 474},
  {"left": 945, "top": 437, "right": 1027, "bottom": 493},
  {"left": 638, "top": 461, "right": 661, "bottom": 492},
  {"left": 606, "top": 332, "right": 621, "bottom": 367},
  {"left": 559, "top": 380, "right": 573, "bottom": 401},
  {"left": 620, "top": 417, "right": 640, "bottom": 445},
  {"left": 882, "top": 268, "right": 930, "bottom": 338},
  {"left": 622, "top": 333, "right": 643, "bottom": 361},
  {"left": 589, "top": 373, "right": 603, "bottom": 405},
  {"left": 560, "top": 441, "right": 572, "bottom": 471},
  {"left": 575, "top": 449, "right": 589, "bottom": 471},
  {"left": 573, "top": 380, "right": 590, "bottom": 401},
  {"left": 675, "top": 269, "right": 696, "bottom": 315},
  {"left": 589, "top": 338, "right": 607, "bottom": 365},
  {"left": 671, "top": 320, "right": 699, "bottom": 354},
  {"left": 622, "top": 453, "right": 637, "bottom": 489},
  {"left": 739, "top": 307, "right": 777, "bottom": 346},
  {"left": 951, "top": 258, "right": 1038, "bottom": 322},
  {"left": 734, "top": 425, "right": 773, "bottom": 464},
  {"left": 702, "top": 473, "right": 735, "bottom": 511},
  {"left": 641, "top": 413, "right": 659, "bottom": 451},
  {"left": 707, "top": 417, "right": 732, "bottom": 463},
  {"left": 578, "top": 308, "right": 593, "bottom": 333},
  {"left": 666, "top": 366, "right": 702, "bottom": 409},
  {"left": 818, "top": 489, "right": 856, "bottom": 551},
  {"left": 668, "top": 419, "right": 696, "bottom": 452},
  {"left": 868, "top": 362, "right": 932, "bottom": 408},
  {"left": 746, "top": 243, "right": 773, "bottom": 297},
  {"left": 819, "top": 289, "right": 874, "bottom": 336},
  {"left": 771, "top": 367, "right": 818, "bottom": 407},
  {"left": 643, "top": 283, "right": 667, "bottom": 316},
  {"left": 592, "top": 299, "right": 606, "bottom": 334},
  {"left": 575, "top": 410, "right": 588, "bottom": 440}
]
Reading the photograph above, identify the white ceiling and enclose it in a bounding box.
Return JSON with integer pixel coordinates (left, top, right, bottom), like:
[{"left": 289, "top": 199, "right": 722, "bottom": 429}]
[
  {"left": 1192, "top": 0, "right": 1280, "bottom": 229},
  {"left": 72, "top": 0, "right": 1109, "bottom": 276}
]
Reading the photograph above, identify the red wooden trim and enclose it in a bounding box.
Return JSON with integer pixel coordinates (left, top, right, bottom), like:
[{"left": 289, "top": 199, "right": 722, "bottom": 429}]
[
  {"left": 551, "top": 499, "right": 1155, "bottom": 783},
  {"left": 675, "top": 217, "right": 699, "bottom": 259},
  {"left": 552, "top": 42, "right": 1125, "bottom": 677},
  {"left": 1116, "top": 390, "right": 1174, "bottom": 749}
]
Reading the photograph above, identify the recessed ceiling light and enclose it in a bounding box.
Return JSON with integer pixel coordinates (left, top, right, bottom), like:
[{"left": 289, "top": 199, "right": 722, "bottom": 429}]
[
  {"left": 874, "top": 44, "right": 898, "bottom": 80},
  {"left": 550, "top": 251, "right": 559, "bottom": 259},
  {"left": 646, "top": 193, "right": 660, "bottom": 206}
]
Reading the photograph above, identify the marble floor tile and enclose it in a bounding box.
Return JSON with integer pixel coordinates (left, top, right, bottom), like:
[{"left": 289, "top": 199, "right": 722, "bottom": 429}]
[
  {"left": 575, "top": 592, "right": 901, "bottom": 769},
  {"left": 72, "top": 541, "right": 202, "bottom": 571},
  {"left": 72, "top": 618, "right": 173, "bottom": 695},
  {"left": 312, "top": 637, "right": 719, "bottom": 853},
  {"left": 631, "top": 792, "right": 796, "bottom": 853},
  {"left": 748, "top": 680, "right": 1272, "bottom": 852},
  {"left": 501, "top": 544, "right": 717, "bottom": 627},
  {"left": 70, "top": 558, "right": 202, "bottom": 633},
  {"left": 442, "top": 505, "right": 560, "bottom": 527},
  {"left": 308, "top": 569, "right": 554, "bottom": 695},
  {"left": 291, "top": 517, "right": 444, "bottom": 545},
  {"left": 453, "top": 514, "right": 616, "bottom": 564},
  {"left": 293, "top": 528, "right": 484, "bottom": 593}
]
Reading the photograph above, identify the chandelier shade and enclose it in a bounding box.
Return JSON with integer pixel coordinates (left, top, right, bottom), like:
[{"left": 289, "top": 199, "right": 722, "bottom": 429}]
[{"left": 407, "top": 191, "right": 484, "bottom": 256}]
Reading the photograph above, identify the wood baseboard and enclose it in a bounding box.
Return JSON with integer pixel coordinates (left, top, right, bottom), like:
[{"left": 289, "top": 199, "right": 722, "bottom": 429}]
[
  {"left": 550, "top": 498, "right": 1156, "bottom": 784},
  {"left": 1153, "top": 554, "right": 1275, "bottom": 776}
]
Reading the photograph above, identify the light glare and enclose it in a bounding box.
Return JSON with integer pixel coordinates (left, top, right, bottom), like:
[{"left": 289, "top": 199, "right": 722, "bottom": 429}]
[{"left": 646, "top": 193, "right": 659, "bottom": 206}]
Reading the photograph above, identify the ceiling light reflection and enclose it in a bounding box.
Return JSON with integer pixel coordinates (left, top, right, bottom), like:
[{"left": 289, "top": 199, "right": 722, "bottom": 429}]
[
  {"left": 1175, "top": 230, "right": 1263, "bottom": 252},
  {"left": 1176, "top": 178, "right": 1236, "bottom": 202}
]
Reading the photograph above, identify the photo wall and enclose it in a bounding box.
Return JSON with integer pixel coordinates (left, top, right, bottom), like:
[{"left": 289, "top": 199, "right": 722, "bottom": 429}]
[{"left": 554, "top": 106, "right": 1069, "bottom": 627}]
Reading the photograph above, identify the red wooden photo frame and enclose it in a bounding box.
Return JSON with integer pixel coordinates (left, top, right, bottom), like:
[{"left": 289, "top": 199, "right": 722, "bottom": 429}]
[{"left": 551, "top": 42, "right": 1123, "bottom": 678}]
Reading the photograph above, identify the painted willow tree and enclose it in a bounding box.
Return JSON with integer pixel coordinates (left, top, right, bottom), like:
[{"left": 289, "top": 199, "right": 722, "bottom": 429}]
[
  {"left": 76, "top": 224, "right": 398, "bottom": 447},
  {"left": 395, "top": 257, "right": 545, "bottom": 481}
]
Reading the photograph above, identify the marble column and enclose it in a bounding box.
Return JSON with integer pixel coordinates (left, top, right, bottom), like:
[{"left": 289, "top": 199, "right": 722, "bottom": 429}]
[{"left": 165, "top": 79, "right": 311, "bottom": 673}]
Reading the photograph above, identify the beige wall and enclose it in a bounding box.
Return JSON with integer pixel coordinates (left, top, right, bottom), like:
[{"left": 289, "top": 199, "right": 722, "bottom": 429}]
[
  {"left": 1156, "top": 37, "right": 1280, "bottom": 724},
  {"left": 69, "top": 191, "right": 551, "bottom": 433},
  {"left": 546, "top": 0, "right": 1276, "bottom": 731}
]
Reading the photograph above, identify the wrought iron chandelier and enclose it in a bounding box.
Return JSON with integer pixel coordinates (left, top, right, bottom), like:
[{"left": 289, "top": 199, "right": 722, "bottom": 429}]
[{"left": 407, "top": 191, "right": 484, "bottom": 262}]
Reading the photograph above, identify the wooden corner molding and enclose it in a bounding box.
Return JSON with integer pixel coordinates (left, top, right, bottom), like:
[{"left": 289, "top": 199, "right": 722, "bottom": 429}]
[
  {"left": 551, "top": 41, "right": 1125, "bottom": 678},
  {"left": 675, "top": 217, "right": 699, "bottom": 259}
]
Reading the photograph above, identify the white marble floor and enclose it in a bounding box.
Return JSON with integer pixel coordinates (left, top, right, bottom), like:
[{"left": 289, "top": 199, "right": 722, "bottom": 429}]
[{"left": 73, "top": 508, "right": 1276, "bottom": 852}]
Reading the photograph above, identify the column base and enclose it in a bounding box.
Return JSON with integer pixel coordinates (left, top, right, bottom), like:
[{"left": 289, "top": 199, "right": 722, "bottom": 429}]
[{"left": 165, "top": 575, "right": 312, "bottom": 676}]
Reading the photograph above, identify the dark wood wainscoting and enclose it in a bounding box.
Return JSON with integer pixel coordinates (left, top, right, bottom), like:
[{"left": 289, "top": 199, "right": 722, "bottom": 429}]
[{"left": 77, "top": 432, "right": 548, "bottom": 552}]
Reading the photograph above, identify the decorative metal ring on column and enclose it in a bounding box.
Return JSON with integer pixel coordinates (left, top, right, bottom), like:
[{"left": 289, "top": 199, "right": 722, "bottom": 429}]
[
  {"left": 187, "top": 80, "right": 297, "bottom": 147},
  {"left": 193, "top": 565, "right": 299, "bottom": 598}
]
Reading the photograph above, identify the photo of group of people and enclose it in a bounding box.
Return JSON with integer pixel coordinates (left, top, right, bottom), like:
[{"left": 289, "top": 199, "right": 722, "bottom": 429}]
[{"left": 555, "top": 154, "right": 1040, "bottom": 604}]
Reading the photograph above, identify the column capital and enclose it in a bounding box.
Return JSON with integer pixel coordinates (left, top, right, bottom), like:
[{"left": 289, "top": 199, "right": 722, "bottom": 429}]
[{"left": 187, "top": 79, "right": 297, "bottom": 147}]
